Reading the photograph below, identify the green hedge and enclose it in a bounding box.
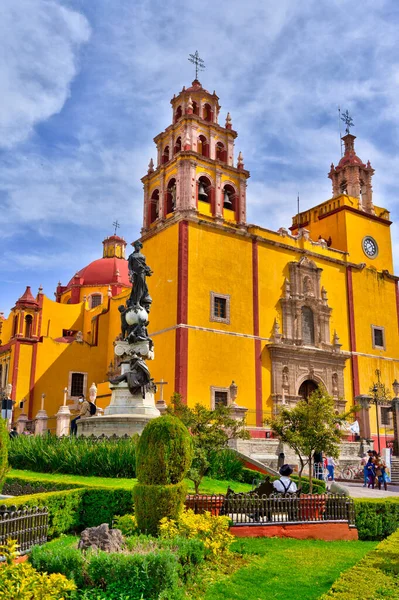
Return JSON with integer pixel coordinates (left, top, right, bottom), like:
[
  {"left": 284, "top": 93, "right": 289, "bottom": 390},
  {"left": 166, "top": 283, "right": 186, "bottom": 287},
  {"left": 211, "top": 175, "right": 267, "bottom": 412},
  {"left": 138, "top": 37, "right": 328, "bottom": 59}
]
[
  {"left": 321, "top": 528, "right": 399, "bottom": 599},
  {"left": 8, "top": 435, "right": 138, "bottom": 478},
  {"left": 30, "top": 535, "right": 199, "bottom": 599},
  {"left": 2, "top": 486, "right": 134, "bottom": 537},
  {"left": 354, "top": 497, "right": 399, "bottom": 541},
  {"left": 0, "top": 416, "right": 9, "bottom": 492},
  {"left": 3, "top": 476, "right": 81, "bottom": 496},
  {"left": 133, "top": 481, "right": 187, "bottom": 536}
]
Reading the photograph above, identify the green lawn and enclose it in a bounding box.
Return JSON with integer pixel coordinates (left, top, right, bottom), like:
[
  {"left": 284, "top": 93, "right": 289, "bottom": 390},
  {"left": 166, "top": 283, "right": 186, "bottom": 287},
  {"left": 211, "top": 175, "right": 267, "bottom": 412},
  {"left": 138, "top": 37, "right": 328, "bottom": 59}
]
[
  {"left": 202, "top": 538, "right": 377, "bottom": 600},
  {"left": 8, "top": 469, "right": 253, "bottom": 494}
]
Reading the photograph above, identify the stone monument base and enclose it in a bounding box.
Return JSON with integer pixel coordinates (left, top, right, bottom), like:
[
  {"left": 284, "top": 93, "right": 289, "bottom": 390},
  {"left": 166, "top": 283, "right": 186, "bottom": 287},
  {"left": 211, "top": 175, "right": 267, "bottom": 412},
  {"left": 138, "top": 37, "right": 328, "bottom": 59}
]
[{"left": 77, "top": 382, "right": 160, "bottom": 437}]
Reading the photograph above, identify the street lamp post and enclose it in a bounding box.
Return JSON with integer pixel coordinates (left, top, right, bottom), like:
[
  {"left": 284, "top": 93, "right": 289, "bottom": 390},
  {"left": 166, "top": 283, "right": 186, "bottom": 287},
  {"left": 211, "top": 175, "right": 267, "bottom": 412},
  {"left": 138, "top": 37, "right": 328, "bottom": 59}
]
[{"left": 372, "top": 384, "right": 381, "bottom": 454}]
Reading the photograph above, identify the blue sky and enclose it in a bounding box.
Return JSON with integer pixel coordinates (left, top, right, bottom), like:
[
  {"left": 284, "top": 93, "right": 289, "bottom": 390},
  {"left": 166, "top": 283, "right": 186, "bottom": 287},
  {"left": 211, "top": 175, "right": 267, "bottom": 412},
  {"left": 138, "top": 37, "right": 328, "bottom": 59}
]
[{"left": 1, "top": 0, "right": 399, "bottom": 315}]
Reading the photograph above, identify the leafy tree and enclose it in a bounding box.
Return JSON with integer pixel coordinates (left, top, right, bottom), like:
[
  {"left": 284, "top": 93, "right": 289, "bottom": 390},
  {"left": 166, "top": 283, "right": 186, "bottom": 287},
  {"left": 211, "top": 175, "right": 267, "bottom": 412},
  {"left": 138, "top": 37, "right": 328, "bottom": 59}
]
[
  {"left": 167, "top": 393, "right": 249, "bottom": 493},
  {"left": 268, "top": 387, "right": 354, "bottom": 492}
]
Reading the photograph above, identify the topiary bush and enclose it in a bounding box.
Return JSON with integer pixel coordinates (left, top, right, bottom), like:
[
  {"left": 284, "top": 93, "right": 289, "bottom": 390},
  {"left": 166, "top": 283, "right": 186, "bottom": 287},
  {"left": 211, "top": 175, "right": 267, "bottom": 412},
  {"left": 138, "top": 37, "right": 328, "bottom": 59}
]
[
  {"left": 0, "top": 417, "right": 9, "bottom": 492},
  {"left": 134, "top": 415, "right": 193, "bottom": 535},
  {"left": 136, "top": 415, "right": 193, "bottom": 485}
]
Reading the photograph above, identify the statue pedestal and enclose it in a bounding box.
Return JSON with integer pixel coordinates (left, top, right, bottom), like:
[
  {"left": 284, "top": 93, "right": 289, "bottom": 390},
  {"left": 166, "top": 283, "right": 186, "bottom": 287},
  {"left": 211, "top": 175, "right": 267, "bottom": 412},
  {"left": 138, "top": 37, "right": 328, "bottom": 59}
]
[{"left": 77, "top": 383, "right": 160, "bottom": 437}]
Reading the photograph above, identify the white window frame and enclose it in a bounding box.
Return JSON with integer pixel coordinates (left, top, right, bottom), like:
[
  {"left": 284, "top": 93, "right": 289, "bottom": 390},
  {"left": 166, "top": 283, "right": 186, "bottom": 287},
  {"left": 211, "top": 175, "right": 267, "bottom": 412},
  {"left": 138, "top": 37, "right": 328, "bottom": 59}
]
[
  {"left": 371, "top": 325, "right": 385, "bottom": 351},
  {"left": 210, "top": 292, "right": 230, "bottom": 324},
  {"left": 210, "top": 386, "right": 229, "bottom": 410},
  {"left": 68, "top": 371, "right": 88, "bottom": 402}
]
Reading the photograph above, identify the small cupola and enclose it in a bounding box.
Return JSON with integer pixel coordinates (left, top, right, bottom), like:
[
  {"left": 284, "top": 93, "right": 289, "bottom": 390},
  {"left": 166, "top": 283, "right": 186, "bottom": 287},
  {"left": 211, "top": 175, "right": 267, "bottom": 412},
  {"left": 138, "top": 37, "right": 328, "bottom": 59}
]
[{"left": 102, "top": 235, "right": 127, "bottom": 259}]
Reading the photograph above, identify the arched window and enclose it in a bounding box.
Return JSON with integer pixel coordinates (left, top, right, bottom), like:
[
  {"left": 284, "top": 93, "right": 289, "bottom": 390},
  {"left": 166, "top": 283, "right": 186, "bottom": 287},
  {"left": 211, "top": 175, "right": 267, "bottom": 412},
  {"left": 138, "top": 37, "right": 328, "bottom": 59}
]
[
  {"left": 25, "top": 315, "right": 33, "bottom": 338},
  {"left": 203, "top": 103, "right": 212, "bottom": 122},
  {"left": 222, "top": 184, "right": 236, "bottom": 211},
  {"left": 197, "top": 135, "right": 209, "bottom": 158},
  {"left": 302, "top": 306, "right": 315, "bottom": 345},
  {"left": 198, "top": 176, "right": 211, "bottom": 204},
  {"left": 174, "top": 137, "right": 182, "bottom": 155},
  {"left": 149, "top": 189, "right": 159, "bottom": 224},
  {"left": 12, "top": 315, "right": 18, "bottom": 337},
  {"left": 340, "top": 181, "right": 348, "bottom": 195},
  {"left": 216, "top": 142, "right": 226, "bottom": 162},
  {"left": 162, "top": 146, "right": 170, "bottom": 164},
  {"left": 298, "top": 379, "right": 318, "bottom": 400},
  {"left": 166, "top": 178, "right": 176, "bottom": 215},
  {"left": 175, "top": 106, "right": 182, "bottom": 122},
  {"left": 90, "top": 294, "right": 102, "bottom": 309},
  {"left": 192, "top": 101, "right": 199, "bottom": 115}
]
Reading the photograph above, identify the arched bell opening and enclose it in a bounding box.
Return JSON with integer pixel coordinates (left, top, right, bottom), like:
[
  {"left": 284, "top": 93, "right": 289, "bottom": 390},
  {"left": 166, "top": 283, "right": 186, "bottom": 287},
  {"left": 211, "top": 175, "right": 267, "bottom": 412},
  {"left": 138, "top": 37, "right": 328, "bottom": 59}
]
[
  {"left": 25, "top": 314, "right": 33, "bottom": 338},
  {"left": 216, "top": 141, "right": 227, "bottom": 162},
  {"left": 298, "top": 379, "right": 318, "bottom": 400},
  {"left": 174, "top": 105, "right": 182, "bottom": 123},
  {"left": 222, "top": 184, "right": 236, "bottom": 212},
  {"left": 197, "top": 176, "right": 212, "bottom": 205},
  {"left": 197, "top": 135, "right": 209, "bottom": 158},
  {"left": 203, "top": 103, "right": 212, "bottom": 122},
  {"left": 149, "top": 189, "right": 159, "bottom": 224},
  {"left": 166, "top": 178, "right": 176, "bottom": 215},
  {"left": 12, "top": 315, "right": 18, "bottom": 337},
  {"left": 192, "top": 100, "right": 199, "bottom": 115},
  {"left": 340, "top": 180, "right": 348, "bottom": 195},
  {"left": 174, "top": 136, "right": 182, "bottom": 155},
  {"left": 162, "top": 146, "right": 170, "bottom": 165}
]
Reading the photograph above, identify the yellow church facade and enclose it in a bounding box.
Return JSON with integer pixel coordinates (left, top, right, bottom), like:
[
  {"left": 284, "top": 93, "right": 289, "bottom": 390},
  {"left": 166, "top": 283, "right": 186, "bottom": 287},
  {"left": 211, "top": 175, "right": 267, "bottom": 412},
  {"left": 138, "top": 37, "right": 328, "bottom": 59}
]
[{"left": 0, "top": 78, "right": 398, "bottom": 448}]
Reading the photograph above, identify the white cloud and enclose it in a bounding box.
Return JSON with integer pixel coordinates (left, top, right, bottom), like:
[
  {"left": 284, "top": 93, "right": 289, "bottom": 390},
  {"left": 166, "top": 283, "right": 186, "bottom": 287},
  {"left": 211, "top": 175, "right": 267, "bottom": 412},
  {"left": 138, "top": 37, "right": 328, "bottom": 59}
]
[{"left": 0, "top": 0, "right": 91, "bottom": 148}]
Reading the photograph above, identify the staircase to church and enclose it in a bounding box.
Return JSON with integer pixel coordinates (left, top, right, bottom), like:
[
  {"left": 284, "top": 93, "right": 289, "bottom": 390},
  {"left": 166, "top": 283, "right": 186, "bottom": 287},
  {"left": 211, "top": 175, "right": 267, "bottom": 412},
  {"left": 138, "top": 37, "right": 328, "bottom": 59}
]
[{"left": 391, "top": 457, "right": 399, "bottom": 485}]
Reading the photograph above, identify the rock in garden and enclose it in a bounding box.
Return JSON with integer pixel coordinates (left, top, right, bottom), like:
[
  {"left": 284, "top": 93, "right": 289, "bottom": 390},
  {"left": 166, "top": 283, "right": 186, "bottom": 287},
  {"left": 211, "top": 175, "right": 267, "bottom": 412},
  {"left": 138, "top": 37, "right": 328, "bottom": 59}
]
[{"left": 78, "top": 523, "right": 124, "bottom": 552}]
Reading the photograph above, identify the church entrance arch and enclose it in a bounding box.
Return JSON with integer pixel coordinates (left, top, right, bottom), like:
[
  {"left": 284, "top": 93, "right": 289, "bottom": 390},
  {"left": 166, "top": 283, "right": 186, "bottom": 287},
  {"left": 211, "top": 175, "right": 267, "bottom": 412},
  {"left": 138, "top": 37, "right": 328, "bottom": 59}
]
[{"left": 298, "top": 379, "right": 318, "bottom": 400}]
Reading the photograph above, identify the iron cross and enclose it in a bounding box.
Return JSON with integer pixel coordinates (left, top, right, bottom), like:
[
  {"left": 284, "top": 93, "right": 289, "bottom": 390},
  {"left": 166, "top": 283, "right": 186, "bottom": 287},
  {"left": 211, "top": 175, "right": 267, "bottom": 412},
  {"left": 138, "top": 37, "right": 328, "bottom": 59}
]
[
  {"left": 341, "top": 110, "right": 354, "bottom": 134},
  {"left": 188, "top": 51, "right": 205, "bottom": 80},
  {"left": 112, "top": 220, "right": 120, "bottom": 235}
]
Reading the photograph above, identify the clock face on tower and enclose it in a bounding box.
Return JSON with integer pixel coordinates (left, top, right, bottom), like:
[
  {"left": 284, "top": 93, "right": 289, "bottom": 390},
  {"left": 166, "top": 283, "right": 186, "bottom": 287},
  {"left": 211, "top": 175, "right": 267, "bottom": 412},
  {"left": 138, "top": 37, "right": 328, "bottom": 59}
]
[{"left": 362, "top": 236, "right": 378, "bottom": 258}]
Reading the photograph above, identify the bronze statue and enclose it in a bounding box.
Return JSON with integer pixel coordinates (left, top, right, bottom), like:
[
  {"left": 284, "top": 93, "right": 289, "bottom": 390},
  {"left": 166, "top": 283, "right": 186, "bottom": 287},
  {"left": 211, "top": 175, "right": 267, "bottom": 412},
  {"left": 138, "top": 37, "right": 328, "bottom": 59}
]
[
  {"left": 127, "top": 240, "right": 153, "bottom": 309},
  {"left": 110, "top": 356, "right": 155, "bottom": 397}
]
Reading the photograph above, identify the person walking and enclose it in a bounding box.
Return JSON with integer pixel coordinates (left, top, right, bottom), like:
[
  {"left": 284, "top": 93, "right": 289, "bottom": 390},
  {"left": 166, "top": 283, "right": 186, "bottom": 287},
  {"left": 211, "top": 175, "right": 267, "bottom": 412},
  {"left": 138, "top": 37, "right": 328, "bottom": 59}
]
[
  {"left": 70, "top": 395, "right": 90, "bottom": 435},
  {"left": 366, "top": 454, "right": 376, "bottom": 488},
  {"left": 375, "top": 453, "right": 388, "bottom": 491},
  {"left": 326, "top": 456, "right": 336, "bottom": 481},
  {"left": 361, "top": 452, "right": 371, "bottom": 487}
]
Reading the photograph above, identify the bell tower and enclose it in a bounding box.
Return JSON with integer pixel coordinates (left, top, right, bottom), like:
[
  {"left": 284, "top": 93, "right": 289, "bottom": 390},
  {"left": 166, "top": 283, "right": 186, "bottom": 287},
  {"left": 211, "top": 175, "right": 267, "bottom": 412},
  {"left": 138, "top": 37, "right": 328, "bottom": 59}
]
[{"left": 141, "top": 71, "right": 250, "bottom": 232}]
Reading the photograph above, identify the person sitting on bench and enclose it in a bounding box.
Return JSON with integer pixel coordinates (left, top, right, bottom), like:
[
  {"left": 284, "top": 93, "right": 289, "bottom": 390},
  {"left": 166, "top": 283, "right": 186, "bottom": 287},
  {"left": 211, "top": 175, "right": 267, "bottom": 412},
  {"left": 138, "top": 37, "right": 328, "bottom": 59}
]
[{"left": 273, "top": 464, "right": 297, "bottom": 494}]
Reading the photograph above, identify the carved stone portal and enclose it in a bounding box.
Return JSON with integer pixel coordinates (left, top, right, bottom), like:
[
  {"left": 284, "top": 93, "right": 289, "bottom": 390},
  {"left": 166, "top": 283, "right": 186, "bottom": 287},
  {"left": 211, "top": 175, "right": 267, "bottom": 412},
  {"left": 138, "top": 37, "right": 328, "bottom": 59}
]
[{"left": 268, "top": 257, "right": 350, "bottom": 413}]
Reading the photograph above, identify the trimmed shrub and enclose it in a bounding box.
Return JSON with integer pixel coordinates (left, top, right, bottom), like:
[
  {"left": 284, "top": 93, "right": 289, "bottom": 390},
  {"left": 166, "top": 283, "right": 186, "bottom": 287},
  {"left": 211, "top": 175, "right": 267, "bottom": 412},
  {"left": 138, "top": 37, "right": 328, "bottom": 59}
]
[
  {"left": 80, "top": 487, "right": 134, "bottom": 528},
  {"left": 354, "top": 497, "right": 399, "bottom": 540},
  {"left": 136, "top": 415, "right": 193, "bottom": 485},
  {"left": 162, "top": 536, "right": 206, "bottom": 581},
  {"left": 3, "top": 477, "right": 79, "bottom": 496},
  {"left": 133, "top": 481, "right": 187, "bottom": 536},
  {"left": 30, "top": 536, "right": 86, "bottom": 588},
  {"left": 114, "top": 514, "right": 139, "bottom": 536},
  {"left": 8, "top": 434, "right": 138, "bottom": 477},
  {"left": 207, "top": 449, "right": 244, "bottom": 481},
  {"left": 321, "top": 528, "right": 399, "bottom": 599}
]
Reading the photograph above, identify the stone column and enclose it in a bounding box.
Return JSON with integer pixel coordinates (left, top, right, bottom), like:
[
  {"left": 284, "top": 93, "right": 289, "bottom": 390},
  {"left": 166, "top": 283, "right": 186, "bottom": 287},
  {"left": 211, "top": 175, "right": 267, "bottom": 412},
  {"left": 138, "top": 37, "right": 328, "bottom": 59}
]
[
  {"left": 355, "top": 395, "right": 372, "bottom": 441},
  {"left": 16, "top": 413, "right": 28, "bottom": 434},
  {"left": 56, "top": 387, "right": 71, "bottom": 437},
  {"left": 34, "top": 393, "right": 48, "bottom": 435},
  {"left": 391, "top": 397, "right": 399, "bottom": 456}
]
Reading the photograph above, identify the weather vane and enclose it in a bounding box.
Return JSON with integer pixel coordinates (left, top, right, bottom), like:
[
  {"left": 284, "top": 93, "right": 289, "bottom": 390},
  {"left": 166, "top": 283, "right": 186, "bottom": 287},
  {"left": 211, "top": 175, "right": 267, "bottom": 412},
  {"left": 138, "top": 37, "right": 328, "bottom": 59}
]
[
  {"left": 340, "top": 109, "right": 354, "bottom": 134},
  {"left": 112, "top": 220, "right": 120, "bottom": 235},
  {"left": 188, "top": 50, "right": 205, "bottom": 80}
]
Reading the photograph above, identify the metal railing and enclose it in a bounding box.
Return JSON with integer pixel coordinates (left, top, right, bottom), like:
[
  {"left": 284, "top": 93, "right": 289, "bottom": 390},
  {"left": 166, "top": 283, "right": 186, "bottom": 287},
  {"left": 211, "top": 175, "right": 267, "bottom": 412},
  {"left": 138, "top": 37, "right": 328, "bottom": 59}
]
[
  {"left": 185, "top": 494, "right": 355, "bottom": 526},
  {"left": 0, "top": 505, "right": 48, "bottom": 554}
]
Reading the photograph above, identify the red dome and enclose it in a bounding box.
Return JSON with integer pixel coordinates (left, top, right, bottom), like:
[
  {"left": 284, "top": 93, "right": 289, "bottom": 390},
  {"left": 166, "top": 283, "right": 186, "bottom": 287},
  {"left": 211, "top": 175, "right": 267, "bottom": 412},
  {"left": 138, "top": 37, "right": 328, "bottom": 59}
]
[{"left": 67, "top": 257, "right": 130, "bottom": 288}]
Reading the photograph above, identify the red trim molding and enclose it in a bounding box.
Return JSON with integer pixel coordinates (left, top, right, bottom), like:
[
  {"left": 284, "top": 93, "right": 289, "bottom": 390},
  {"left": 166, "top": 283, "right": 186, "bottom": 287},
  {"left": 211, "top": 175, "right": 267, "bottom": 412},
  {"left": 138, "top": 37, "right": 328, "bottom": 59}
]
[
  {"left": 11, "top": 340, "right": 20, "bottom": 402},
  {"left": 346, "top": 267, "right": 360, "bottom": 397},
  {"left": 252, "top": 239, "right": 263, "bottom": 426},
  {"left": 28, "top": 343, "right": 38, "bottom": 419},
  {"left": 175, "top": 221, "right": 189, "bottom": 402}
]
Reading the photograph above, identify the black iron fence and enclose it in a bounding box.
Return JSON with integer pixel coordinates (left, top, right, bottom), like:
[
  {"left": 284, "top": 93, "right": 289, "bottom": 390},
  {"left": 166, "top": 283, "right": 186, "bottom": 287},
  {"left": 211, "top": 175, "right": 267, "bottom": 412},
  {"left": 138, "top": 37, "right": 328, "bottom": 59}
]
[
  {"left": 185, "top": 494, "right": 355, "bottom": 526},
  {"left": 0, "top": 505, "right": 48, "bottom": 554}
]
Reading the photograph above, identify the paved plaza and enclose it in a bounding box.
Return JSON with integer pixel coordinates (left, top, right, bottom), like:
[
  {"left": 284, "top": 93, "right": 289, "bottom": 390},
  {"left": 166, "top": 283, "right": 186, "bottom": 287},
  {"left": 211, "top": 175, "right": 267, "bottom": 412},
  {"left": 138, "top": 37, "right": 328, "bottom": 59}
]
[{"left": 337, "top": 481, "right": 399, "bottom": 498}]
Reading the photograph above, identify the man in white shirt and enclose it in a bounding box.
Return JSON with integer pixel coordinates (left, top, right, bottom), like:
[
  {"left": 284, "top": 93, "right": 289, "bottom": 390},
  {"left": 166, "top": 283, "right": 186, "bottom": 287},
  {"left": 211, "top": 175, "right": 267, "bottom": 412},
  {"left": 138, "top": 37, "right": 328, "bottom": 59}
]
[{"left": 273, "top": 464, "right": 298, "bottom": 494}]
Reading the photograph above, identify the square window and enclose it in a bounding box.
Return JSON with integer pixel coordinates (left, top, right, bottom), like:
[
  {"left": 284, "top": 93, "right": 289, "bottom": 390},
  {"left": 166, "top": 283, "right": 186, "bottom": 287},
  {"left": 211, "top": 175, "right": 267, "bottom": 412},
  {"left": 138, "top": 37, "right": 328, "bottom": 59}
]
[
  {"left": 214, "top": 297, "right": 226, "bottom": 319},
  {"left": 90, "top": 294, "right": 102, "bottom": 308},
  {"left": 380, "top": 407, "right": 391, "bottom": 427},
  {"left": 70, "top": 373, "right": 84, "bottom": 397},
  {"left": 210, "top": 292, "right": 230, "bottom": 324},
  {"left": 214, "top": 391, "right": 228, "bottom": 407},
  {"left": 372, "top": 326, "right": 385, "bottom": 350}
]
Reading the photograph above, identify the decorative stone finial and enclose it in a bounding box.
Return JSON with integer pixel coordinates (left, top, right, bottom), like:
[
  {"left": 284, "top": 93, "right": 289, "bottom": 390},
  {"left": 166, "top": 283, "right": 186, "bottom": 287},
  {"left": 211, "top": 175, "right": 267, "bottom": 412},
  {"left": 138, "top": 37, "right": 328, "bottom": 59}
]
[
  {"left": 187, "top": 96, "right": 193, "bottom": 112},
  {"left": 237, "top": 151, "right": 244, "bottom": 169},
  {"left": 225, "top": 112, "right": 232, "bottom": 129},
  {"left": 321, "top": 286, "right": 328, "bottom": 303},
  {"left": 76, "top": 331, "right": 83, "bottom": 343},
  {"left": 89, "top": 382, "right": 97, "bottom": 402},
  {"left": 333, "top": 330, "right": 342, "bottom": 352},
  {"left": 108, "top": 285, "right": 112, "bottom": 298},
  {"left": 38, "top": 285, "right": 43, "bottom": 294},
  {"left": 284, "top": 278, "right": 291, "bottom": 299},
  {"left": 184, "top": 130, "right": 191, "bottom": 151},
  {"left": 272, "top": 318, "right": 282, "bottom": 343},
  {"left": 148, "top": 158, "right": 154, "bottom": 174}
]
